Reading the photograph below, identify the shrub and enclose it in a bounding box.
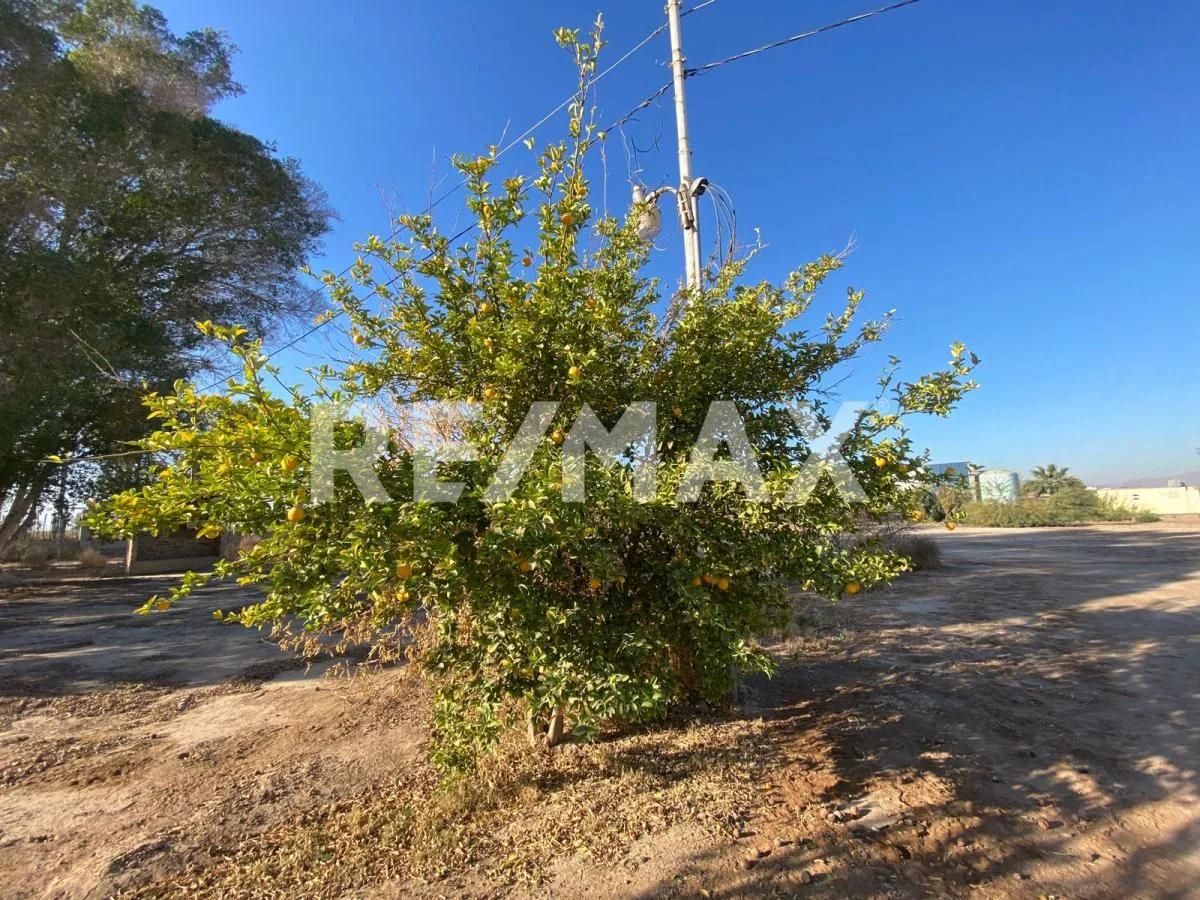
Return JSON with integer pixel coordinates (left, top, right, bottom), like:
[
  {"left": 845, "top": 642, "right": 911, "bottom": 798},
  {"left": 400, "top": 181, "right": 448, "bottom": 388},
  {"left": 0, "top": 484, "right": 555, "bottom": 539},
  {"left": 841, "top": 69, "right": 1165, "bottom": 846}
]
[
  {"left": 79, "top": 547, "right": 108, "bottom": 572},
  {"left": 962, "top": 501, "right": 1054, "bottom": 527},
  {"left": 21, "top": 544, "right": 50, "bottom": 569},
  {"left": 923, "top": 484, "right": 970, "bottom": 522},
  {"left": 1045, "top": 484, "right": 1105, "bottom": 522},
  {"left": 964, "top": 487, "right": 1151, "bottom": 527},
  {"left": 85, "top": 22, "right": 977, "bottom": 772}
]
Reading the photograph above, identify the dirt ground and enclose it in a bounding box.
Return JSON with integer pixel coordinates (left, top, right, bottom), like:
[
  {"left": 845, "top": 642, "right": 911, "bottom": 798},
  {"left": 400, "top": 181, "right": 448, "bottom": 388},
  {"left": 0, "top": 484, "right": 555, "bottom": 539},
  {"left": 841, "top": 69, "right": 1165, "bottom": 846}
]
[{"left": 1, "top": 520, "right": 1197, "bottom": 899}]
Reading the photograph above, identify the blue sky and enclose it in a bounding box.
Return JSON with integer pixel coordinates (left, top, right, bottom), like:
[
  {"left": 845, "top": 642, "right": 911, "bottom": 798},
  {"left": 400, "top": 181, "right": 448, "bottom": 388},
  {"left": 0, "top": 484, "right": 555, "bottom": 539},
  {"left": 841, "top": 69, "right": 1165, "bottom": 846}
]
[{"left": 156, "top": 0, "right": 1199, "bottom": 486}]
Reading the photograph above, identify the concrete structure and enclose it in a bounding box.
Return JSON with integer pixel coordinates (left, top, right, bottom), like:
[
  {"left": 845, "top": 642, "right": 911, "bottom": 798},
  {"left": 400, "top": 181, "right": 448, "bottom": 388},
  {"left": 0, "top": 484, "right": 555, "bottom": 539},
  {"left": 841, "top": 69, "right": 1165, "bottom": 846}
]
[
  {"left": 929, "top": 463, "right": 1022, "bottom": 504},
  {"left": 977, "top": 469, "right": 1021, "bottom": 504},
  {"left": 125, "top": 527, "right": 220, "bottom": 575},
  {"left": 1097, "top": 484, "right": 1200, "bottom": 516}
]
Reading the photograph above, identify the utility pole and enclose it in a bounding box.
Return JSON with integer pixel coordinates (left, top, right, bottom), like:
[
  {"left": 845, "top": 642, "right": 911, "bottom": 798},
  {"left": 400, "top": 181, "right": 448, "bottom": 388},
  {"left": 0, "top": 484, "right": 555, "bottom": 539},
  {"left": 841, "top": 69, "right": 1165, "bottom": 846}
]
[{"left": 666, "top": 0, "right": 702, "bottom": 291}]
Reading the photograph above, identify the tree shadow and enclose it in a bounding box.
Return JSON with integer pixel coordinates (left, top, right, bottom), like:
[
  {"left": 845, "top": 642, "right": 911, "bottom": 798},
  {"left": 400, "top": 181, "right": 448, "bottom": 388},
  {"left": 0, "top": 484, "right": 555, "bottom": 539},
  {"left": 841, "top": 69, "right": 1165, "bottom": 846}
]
[
  {"left": 0, "top": 577, "right": 301, "bottom": 694},
  {"left": 630, "top": 524, "right": 1200, "bottom": 897}
]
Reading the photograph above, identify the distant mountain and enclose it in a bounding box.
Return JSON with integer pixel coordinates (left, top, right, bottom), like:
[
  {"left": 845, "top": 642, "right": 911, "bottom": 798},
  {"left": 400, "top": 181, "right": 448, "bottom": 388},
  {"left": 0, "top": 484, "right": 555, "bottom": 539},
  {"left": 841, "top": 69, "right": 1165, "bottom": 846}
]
[{"left": 1113, "top": 470, "right": 1200, "bottom": 489}]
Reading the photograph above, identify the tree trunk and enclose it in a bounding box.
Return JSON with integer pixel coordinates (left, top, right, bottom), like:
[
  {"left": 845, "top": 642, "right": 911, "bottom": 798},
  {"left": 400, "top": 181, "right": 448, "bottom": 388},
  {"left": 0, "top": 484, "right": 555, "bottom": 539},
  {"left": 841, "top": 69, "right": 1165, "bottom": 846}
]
[
  {"left": 0, "top": 479, "right": 46, "bottom": 552},
  {"left": 526, "top": 705, "right": 566, "bottom": 748},
  {"left": 545, "top": 707, "right": 564, "bottom": 747},
  {"left": 668, "top": 644, "right": 698, "bottom": 701}
]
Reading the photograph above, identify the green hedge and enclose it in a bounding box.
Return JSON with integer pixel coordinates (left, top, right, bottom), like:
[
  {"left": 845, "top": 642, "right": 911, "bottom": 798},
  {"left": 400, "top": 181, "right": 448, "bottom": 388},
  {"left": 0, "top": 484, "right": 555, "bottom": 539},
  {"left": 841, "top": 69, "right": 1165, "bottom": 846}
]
[{"left": 963, "top": 486, "right": 1158, "bottom": 527}]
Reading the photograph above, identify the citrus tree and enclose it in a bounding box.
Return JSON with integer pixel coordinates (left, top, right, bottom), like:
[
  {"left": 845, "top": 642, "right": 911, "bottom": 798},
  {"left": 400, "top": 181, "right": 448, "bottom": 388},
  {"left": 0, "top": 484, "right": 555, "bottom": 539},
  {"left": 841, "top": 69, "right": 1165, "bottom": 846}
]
[{"left": 85, "top": 22, "right": 976, "bottom": 771}]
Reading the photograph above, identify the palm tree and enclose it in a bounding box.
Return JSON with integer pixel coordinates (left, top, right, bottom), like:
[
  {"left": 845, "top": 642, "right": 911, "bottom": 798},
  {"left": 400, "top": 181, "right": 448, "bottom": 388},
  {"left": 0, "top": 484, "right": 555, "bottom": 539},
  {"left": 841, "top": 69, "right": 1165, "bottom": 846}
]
[{"left": 1025, "top": 464, "right": 1072, "bottom": 497}]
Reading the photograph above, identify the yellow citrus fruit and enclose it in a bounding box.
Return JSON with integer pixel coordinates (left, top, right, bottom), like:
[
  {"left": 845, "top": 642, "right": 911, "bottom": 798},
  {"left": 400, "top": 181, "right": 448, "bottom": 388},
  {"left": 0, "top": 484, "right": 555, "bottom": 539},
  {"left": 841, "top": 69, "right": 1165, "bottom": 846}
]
[
  {"left": 673, "top": 406, "right": 682, "bottom": 417},
  {"left": 691, "top": 577, "right": 702, "bottom": 587},
  {"left": 717, "top": 577, "right": 730, "bottom": 592},
  {"left": 589, "top": 578, "right": 602, "bottom": 591},
  {"left": 154, "top": 600, "right": 171, "bottom": 611},
  {"left": 911, "top": 510, "right": 925, "bottom": 522},
  {"left": 551, "top": 429, "right": 565, "bottom": 446},
  {"left": 568, "top": 365, "right": 582, "bottom": 380},
  {"left": 396, "top": 563, "right": 413, "bottom": 580},
  {"left": 945, "top": 521, "right": 958, "bottom": 531},
  {"left": 286, "top": 505, "right": 305, "bottom": 523},
  {"left": 519, "top": 560, "right": 534, "bottom": 573},
  {"left": 874, "top": 457, "right": 887, "bottom": 468},
  {"left": 845, "top": 581, "right": 862, "bottom": 595},
  {"left": 281, "top": 455, "right": 300, "bottom": 472},
  {"left": 478, "top": 301, "right": 493, "bottom": 315},
  {"left": 483, "top": 387, "right": 499, "bottom": 401},
  {"left": 561, "top": 212, "right": 575, "bottom": 226}
]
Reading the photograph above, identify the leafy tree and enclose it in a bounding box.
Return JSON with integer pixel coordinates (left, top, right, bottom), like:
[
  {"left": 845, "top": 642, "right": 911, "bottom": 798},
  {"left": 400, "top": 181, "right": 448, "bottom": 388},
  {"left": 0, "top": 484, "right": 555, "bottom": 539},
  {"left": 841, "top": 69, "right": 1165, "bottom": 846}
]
[
  {"left": 87, "top": 22, "right": 977, "bottom": 772},
  {"left": 1023, "top": 463, "right": 1080, "bottom": 498},
  {"left": 0, "top": 0, "right": 331, "bottom": 549}
]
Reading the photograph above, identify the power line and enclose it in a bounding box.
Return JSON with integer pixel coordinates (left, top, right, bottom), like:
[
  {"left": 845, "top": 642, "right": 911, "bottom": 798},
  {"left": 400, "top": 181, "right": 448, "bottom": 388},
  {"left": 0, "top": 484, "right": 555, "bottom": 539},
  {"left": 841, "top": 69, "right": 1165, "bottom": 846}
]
[
  {"left": 687, "top": 0, "right": 924, "bottom": 77},
  {"left": 604, "top": 81, "right": 674, "bottom": 132},
  {"left": 196, "top": 11, "right": 712, "bottom": 393},
  {"left": 196, "top": 0, "right": 921, "bottom": 394},
  {"left": 419, "top": 0, "right": 720, "bottom": 211}
]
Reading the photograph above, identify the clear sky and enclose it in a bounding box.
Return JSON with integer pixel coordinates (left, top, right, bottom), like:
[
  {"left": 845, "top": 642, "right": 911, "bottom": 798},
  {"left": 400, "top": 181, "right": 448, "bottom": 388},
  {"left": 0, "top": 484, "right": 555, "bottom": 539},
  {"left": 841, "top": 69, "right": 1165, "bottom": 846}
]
[{"left": 154, "top": 0, "right": 1199, "bottom": 487}]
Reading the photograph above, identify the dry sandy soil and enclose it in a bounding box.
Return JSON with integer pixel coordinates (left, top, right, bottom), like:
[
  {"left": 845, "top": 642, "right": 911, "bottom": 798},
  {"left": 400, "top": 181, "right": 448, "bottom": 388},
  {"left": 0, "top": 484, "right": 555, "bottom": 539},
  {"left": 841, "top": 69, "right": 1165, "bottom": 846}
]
[{"left": 1, "top": 520, "right": 1197, "bottom": 898}]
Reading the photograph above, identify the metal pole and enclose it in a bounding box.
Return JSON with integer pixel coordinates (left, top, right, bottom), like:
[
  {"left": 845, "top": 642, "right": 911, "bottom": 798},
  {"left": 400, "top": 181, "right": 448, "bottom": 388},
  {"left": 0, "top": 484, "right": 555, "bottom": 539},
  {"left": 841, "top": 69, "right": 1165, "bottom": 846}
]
[{"left": 667, "top": 0, "right": 702, "bottom": 291}]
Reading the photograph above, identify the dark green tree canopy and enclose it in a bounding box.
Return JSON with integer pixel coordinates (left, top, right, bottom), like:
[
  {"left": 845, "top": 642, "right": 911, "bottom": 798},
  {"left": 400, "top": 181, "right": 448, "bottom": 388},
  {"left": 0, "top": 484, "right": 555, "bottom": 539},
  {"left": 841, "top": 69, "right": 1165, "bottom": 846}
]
[{"left": 0, "top": 0, "right": 331, "bottom": 542}]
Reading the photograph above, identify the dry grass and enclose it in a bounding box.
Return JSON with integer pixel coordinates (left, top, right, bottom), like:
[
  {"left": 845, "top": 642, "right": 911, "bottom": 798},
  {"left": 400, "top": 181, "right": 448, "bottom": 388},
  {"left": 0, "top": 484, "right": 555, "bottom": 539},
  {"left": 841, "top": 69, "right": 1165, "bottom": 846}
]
[
  {"left": 20, "top": 544, "right": 50, "bottom": 569},
  {"left": 78, "top": 547, "right": 108, "bottom": 572},
  {"left": 130, "top": 714, "right": 775, "bottom": 898}
]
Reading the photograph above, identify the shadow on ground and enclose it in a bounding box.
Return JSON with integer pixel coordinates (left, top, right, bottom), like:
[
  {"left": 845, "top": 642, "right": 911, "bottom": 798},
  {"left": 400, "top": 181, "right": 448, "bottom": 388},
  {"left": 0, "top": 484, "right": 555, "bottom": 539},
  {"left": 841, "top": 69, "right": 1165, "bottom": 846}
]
[
  {"left": 0, "top": 577, "right": 290, "bottom": 692},
  {"left": 629, "top": 524, "right": 1200, "bottom": 897}
]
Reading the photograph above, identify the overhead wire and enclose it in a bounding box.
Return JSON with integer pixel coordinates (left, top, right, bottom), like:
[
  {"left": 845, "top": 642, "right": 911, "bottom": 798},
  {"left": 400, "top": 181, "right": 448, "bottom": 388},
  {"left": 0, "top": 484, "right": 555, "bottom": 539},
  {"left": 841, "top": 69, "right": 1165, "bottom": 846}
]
[
  {"left": 47, "top": 0, "right": 931, "bottom": 469},
  {"left": 198, "top": 2, "right": 724, "bottom": 392},
  {"left": 178, "top": 0, "right": 924, "bottom": 394},
  {"left": 687, "top": 0, "right": 924, "bottom": 77}
]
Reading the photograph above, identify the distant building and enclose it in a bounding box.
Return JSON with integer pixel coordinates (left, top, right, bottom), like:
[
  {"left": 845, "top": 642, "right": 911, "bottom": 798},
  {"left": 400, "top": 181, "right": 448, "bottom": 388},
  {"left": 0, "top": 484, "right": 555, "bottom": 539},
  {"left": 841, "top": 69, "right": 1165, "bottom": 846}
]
[
  {"left": 928, "top": 462, "right": 1021, "bottom": 504},
  {"left": 1097, "top": 483, "right": 1200, "bottom": 516},
  {"left": 928, "top": 462, "right": 972, "bottom": 484}
]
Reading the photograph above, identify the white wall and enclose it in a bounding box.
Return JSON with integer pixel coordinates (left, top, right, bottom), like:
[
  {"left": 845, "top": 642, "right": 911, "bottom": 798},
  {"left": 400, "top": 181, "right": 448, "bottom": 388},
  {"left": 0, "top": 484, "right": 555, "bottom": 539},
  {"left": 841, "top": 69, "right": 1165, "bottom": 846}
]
[{"left": 1097, "top": 486, "right": 1200, "bottom": 516}]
